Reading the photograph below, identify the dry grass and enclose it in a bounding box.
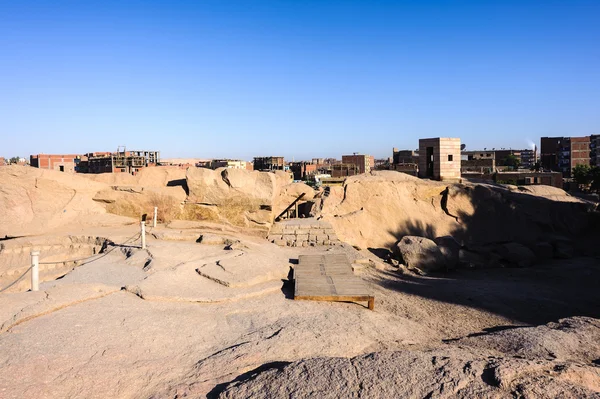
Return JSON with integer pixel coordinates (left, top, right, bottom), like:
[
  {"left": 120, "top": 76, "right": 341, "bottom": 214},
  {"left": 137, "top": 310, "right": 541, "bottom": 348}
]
[
  {"left": 105, "top": 192, "right": 181, "bottom": 223},
  {"left": 217, "top": 196, "right": 265, "bottom": 226},
  {"left": 104, "top": 190, "right": 270, "bottom": 228},
  {"left": 106, "top": 201, "right": 142, "bottom": 220},
  {"left": 179, "top": 204, "right": 220, "bottom": 222},
  {"left": 146, "top": 192, "right": 180, "bottom": 223}
]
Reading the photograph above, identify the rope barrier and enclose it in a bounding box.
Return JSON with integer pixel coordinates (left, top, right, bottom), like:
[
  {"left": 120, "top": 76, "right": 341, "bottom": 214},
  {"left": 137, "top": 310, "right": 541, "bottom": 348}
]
[
  {"left": 38, "top": 232, "right": 141, "bottom": 265},
  {"left": 0, "top": 231, "right": 142, "bottom": 293},
  {"left": 0, "top": 265, "right": 34, "bottom": 294}
]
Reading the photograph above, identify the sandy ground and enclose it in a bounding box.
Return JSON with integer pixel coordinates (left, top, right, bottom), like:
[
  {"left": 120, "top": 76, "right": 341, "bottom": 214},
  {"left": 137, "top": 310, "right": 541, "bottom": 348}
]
[{"left": 0, "top": 223, "right": 598, "bottom": 398}]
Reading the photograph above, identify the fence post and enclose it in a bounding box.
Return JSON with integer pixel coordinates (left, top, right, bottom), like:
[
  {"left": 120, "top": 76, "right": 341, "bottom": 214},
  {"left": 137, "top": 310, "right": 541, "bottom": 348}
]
[
  {"left": 30, "top": 251, "right": 39, "bottom": 292},
  {"left": 141, "top": 221, "right": 146, "bottom": 249},
  {"left": 153, "top": 206, "right": 158, "bottom": 228}
]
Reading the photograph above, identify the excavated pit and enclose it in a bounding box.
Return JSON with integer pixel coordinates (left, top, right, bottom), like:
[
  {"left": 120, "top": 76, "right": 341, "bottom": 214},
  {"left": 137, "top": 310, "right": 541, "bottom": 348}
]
[{"left": 0, "top": 235, "right": 111, "bottom": 293}]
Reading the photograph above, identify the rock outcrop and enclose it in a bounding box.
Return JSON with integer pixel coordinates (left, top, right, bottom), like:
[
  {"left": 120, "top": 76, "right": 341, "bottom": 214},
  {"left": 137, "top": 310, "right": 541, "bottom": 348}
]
[
  {"left": 318, "top": 171, "right": 594, "bottom": 254},
  {"left": 185, "top": 167, "right": 279, "bottom": 229},
  {"left": 0, "top": 166, "right": 129, "bottom": 237},
  {"left": 216, "top": 317, "right": 600, "bottom": 399}
]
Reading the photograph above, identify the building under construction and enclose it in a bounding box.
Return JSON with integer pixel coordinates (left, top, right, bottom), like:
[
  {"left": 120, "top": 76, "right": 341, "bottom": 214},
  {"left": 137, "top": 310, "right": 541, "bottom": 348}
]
[
  {"left": 79, "top": 148, "right": 160, "bottom": 174},
  {"left": 253, "top": 156, "right": 285, "bottom": 171}
]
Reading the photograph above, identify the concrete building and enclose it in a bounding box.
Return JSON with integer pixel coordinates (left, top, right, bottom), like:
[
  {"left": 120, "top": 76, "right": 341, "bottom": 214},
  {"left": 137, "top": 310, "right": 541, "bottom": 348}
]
[
  {"left": 461, "top": 157, "right": 496, "bottom": 174},
  {"left": 392, "top": 149, "right": 419, "bottom": 165},
  {"left": 418, "top": 138, "right": 461, "bottom": 181},
  {"left": 461, "top": 149, "right": 536, "bottom": 169},
  {"left": 520, "top": 149, "right": 538, "bottom": 169},
  {"left": 129, "top": 150, "right": 160, "bottom": 165},
  {"left": 391, "top": 148, "right": 419, "bottom": 175},
  {"left": 462, "top": 151, "right": 495, "bottom": 161},
  {"left": 30, "top": 154, "right": 81, "bottom": 172},
  {"left": 494, "top": 149, "right": 522, "bottom": 167},
  {"left": 374, "top": 158, "right": 391, "bottom": 170},
  {"left": 209, "top": 159, "right": 249, "bottom": 170},
  {"left": 495, "top": 171, "right": 563, "bottom": 189},
  {"left": 341, "top": 154, "right": 374, "bottom": 174},
  {"left": 541, "top": 136, "right": 591, "bottom": 176},
  {"left": 81, "top": 150, "right": 159, "bottom": 174},
  {"left": 253, "top": 156, "right": 285, "bottom": 171}
]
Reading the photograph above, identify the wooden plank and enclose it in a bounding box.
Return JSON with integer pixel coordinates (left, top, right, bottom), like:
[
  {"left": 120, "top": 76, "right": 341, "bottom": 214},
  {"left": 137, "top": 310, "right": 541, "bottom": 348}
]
[{"left": 294, "top": 253, "right": 374, "bottom": 310}]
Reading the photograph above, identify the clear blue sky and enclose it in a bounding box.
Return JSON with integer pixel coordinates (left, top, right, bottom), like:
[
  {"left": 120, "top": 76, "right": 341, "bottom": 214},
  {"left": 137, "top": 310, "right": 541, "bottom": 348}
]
[{"left": 1, "top": 0, "right": 599, "bottom": 161}]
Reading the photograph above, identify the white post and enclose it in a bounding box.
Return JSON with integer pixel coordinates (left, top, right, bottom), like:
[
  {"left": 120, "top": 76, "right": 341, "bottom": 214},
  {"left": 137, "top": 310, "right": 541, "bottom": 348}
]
[
  {"left": 141, "top": 221, "right": 146, "bottom": 249},
  {"left": 153, "top": 207, "right": 158, "bottom": 228},
  {"left": 30, "top": 251, "right": 39, "bottom": 292}
]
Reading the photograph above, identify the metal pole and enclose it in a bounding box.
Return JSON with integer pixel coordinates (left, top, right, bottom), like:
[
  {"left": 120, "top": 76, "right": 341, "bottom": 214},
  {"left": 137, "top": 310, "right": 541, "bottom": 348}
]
[
  {"left": 141, "top": 221, "right": 146, "bottom": 249},
  {"left": 153, "top": 207, "right": 158, "bottom": 228},
  {"left": 30, "top": 251, "right": 39, "bottom": 291}
]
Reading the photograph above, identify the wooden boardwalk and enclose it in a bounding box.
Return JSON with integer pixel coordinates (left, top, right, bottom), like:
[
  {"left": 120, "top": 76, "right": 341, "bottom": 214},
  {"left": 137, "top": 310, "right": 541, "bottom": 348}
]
[{"left": 293, "top": 254, "right": 374, "bottom": 310}]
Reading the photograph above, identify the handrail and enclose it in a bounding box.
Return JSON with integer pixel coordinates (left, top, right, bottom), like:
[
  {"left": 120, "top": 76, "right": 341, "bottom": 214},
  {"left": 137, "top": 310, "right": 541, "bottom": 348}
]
[{"left": 275, "top": 193, "right": 306, "bottom": 221}]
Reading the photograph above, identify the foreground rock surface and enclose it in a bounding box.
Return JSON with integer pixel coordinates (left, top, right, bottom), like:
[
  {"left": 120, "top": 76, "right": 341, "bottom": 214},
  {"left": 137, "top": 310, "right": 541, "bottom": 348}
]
[{"left": 216, "top": 317, "right": 600, "bottom": 399}]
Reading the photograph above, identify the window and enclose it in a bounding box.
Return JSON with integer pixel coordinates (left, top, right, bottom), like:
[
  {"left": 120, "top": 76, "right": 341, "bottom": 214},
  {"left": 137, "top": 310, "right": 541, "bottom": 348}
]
[{"left": 448, "top": 154, "right": 453, "bottom": 161}]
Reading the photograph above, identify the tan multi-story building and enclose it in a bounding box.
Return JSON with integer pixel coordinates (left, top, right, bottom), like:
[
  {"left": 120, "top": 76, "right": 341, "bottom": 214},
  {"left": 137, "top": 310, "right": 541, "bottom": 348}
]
[{"left": 418, "top": 138, "right": 461, "bottom": 181}]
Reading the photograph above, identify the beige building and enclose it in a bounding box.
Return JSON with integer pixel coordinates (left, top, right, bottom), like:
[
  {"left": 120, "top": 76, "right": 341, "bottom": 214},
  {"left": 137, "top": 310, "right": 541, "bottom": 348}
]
[
  {"left": 418, "top": 138, "right": 461, "bottom": 181},
  {"left": 210, "top": 159, "right": 248, "bottom": 170}
]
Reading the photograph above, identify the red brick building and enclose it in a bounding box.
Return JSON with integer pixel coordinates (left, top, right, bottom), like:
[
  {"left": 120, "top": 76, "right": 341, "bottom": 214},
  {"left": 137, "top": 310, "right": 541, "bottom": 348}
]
[
  {"left": 290, "top": 162, "right": 318, "bottom": 180},
  {"left": 541, "top": 136, "right": 592, "bottom": 177},
  {"left": 341, "top": 154, "right": 375, "bottom": 174},
  {"left": 30, "top": 154, "right": 81, "bottom": 172},
  {"left": 570, "top": 137, "right": 591, "bottom": 170}
]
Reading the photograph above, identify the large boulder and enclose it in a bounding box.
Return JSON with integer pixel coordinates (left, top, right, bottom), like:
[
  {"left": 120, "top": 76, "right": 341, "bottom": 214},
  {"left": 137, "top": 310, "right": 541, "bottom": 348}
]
[
  {"left": 498, "top": 242, "right": 537, "bottom": 267},
  {"left": 458, "top": 248, "right": 489, "bottom": 269},
  {"left": 185, "top": 167, "right": 278, "bottom": 229},
  {"left": 434, "top": 236, "right": 461, "bottom": 269},
  {"left": 396, "top": 236, "right": 446, "bottom": 274}
]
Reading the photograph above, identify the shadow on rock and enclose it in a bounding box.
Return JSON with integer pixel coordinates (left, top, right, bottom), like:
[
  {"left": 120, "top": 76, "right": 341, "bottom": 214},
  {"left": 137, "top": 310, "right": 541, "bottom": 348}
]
[{"left": 206, "top": 361, "right": 290, "bottom": 399}]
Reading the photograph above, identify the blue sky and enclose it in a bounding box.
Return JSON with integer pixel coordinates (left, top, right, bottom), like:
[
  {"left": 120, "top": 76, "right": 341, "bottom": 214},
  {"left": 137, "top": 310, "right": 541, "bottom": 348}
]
[{"left": 1, "top": 0, "right": 599, "bottom": 160}]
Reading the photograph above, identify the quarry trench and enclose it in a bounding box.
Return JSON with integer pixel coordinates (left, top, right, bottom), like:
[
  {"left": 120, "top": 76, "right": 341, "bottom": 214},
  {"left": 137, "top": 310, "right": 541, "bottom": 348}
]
[{"left": 0, "top": 235, "right": 123, "bottom": 293}]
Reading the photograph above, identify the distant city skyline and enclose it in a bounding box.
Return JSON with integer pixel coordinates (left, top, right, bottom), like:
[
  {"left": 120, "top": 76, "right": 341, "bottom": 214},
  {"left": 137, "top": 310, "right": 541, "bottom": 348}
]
[{"left": 2, "top": 1, "right": 599, "bottom": 160}]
